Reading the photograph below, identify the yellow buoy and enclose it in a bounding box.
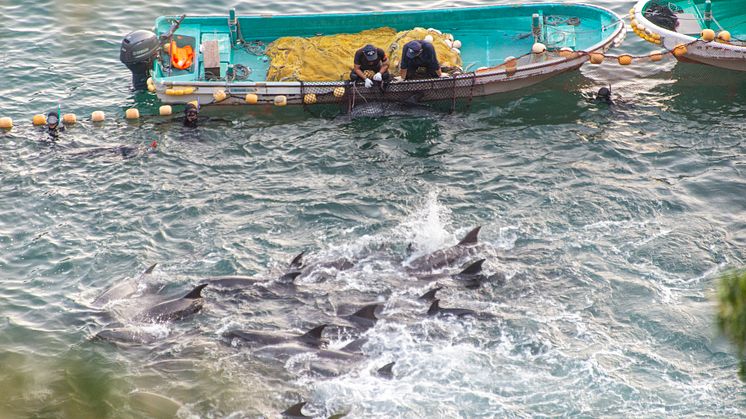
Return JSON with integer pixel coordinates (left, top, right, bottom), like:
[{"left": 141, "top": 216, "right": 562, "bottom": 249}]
[
  {"left": 333, "top": 87, "right": 345, "bottom": 98},
  {"left": 631, "top": 19, "right": 638, "bottom": 28},
  {"left": 718, "top": 30, "right": 731, "bottom": 42},
  {"left": 531, "top": 43, "right": 547, "bottom": 54},
  {"left": 147, "top": 77, "right": 156, "bottom": 93},
  {"left": 618, "top": 55, "right": 633, "bottom": 66},
  {"left": 213, "top": 89, "right": 227, "bottom": 103},
  {"left": 652, "top": 33, "right": 661, "bottom": 40},
  {"left": 125, "top": 108, "right": 140, "bottom": 119},
  {"left": 0, "top": 117, "right": 13, "bottom": 129},
  {"left": 274, "top": 95, "right": 287, "bottom": 106},
  {"left": 649, "top": 51, "right": 664, "bottom": 62},
  {"left": 701, "top": 28, "right": 716, "bottom": 42},
  {"left": 303, "top": 93, "right": 317, "bottom": 105},
  {"left": 245, "top": 93, "right": 258, "bottom": 104},
  {"left": 32, "top": 114, "right": 47, "bottom": 126},
  {"left": 673, "top": 44, "right": 688, "bottom": 57},
  {"left": 159, "top": 105, "right": 172, "bottom": 116},
  {"left": 91, "top": 111, "right": 105, "bottom": 122},
  {"left": 62, "top": 113, "right": 77, "bottom": 124},
  {"left": 589, "top": 53, "right": 605, "bottom": 64}
]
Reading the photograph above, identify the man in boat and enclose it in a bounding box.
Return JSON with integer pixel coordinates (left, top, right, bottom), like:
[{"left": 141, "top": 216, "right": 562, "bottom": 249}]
[
  {"left": 183, "top": 102, "right": 199, "bottom": 128},
  {"left": 399, "top": 40, "right": 445, "bottom": 80},
  {"left": 350, "top": 44, "right": 390, "bottom": 88}
]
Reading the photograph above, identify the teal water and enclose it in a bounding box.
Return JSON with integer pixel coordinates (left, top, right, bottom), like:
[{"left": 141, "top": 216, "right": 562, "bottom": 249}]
[{"left": 1, "top": 1, "right": 746, "bottom": 418}]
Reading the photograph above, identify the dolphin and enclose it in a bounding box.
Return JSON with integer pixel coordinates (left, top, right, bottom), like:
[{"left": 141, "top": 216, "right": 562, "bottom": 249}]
[
  {"left": 282, "top": 402, "right": 313, "bottom": 418},
  {"left": 419, "top": 286, "right": 443, "bottom": 302},
  {"left": 92, "top": 263, "right": 157, "bottom": 307},
  {"left": 427, "top": 299, "right": 477, "bottom": 318},
  {"left": 339, "top": 303, "right": 381, "bottom": 331},
  {"left": 203, "top": 271, "right": 301, "bottom": 289},
  {"left": 252, "top": 342, "right": 363, "bottom": 363},
  {"left": 223, "top": 324, "right": 328, "bottom": 349},
  {"left": 134, "top": 284, "right": 207, "bottom": 322},
  {"left": 413, "top": 259, "right": 488, "bottom": 288},
  {"left": 377, "top": 361, "right": 395, "bottom": 379},
  {"left": 93, "top": 326, "right": 162, "bottom": 345},
  {"left": 70, "top": 144, "right": 151, "bottom": 159},
  {"left": 405, "top": 226, "right": 482, "bottom": 273}
]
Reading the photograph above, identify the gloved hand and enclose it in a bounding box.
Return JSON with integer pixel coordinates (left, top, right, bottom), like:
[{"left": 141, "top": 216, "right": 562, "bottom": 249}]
[
  {"left": 393, "top": 76, "right": 403, "bottom": 82},
  {"left": 364, "top": 78, "right": 374, "bottom": 88},
  {"left": 373, "top": 72, "right": 383, "bottom": 82},
  {"left": 439, "top": 72, "right": 451, "bottom": 78}
]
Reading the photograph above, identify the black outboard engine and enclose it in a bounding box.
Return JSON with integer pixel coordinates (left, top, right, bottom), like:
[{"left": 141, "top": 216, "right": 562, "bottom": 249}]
[{"left": 120, "top": 30, "right": 159, "bottom": 91}]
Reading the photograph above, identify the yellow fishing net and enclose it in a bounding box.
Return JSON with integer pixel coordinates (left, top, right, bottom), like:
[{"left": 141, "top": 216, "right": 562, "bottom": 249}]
[{"left": 265, "top": 27, "right": 462, "bottom": 82}]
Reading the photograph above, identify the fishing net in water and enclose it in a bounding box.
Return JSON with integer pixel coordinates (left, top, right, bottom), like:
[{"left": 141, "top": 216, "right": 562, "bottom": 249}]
[{"left": 265, "top": 27, "right": 462, "bottom": 82}]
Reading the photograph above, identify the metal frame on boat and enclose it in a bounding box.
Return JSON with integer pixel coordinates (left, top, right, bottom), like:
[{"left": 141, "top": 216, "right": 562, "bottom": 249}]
[
  {"left": 632, "top": 0, "right": 746, "bottom": 71},
  {"left": 126, "top": 4, "right": 625, "bottom": 107}
]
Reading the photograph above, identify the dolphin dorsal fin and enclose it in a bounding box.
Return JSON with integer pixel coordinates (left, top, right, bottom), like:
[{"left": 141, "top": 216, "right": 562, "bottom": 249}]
[
  {"left": 459, "top": 259, "right": 485, "bottom": 276},
  {"left": 377, "top": 361, "right": 395, "bottom": 378},
  {"left": 279, "top": 271, "right": 302, "bottom": 283},
  {"left": 299, "top": 324, "right": 327, "bottom": 345},
  {"left": 289, "top": 251, "right": 305, "bottom": 269},
  {"left": 457, "top": 226, "right": 481, "bottom": 246},
  {"left": 183, "top": 284, "right": 207, "bottom": 299},
  {"left": 427, "top": 299, "right": 441, "bottom": 316},
  {"left": 352, "top": 304, "right": 379, "bottom": 322},
  {"left": 341, "top": 337, "right": 367, "bottom": 353},
  {"left": 282, "top": 402, "right": 312, "bottom": 418},
  {"left": 143, "top": 263, "right": 157, "bottom": 274},
  {"left": 419, "top": 286, "right": 442, "bottom": 301}
]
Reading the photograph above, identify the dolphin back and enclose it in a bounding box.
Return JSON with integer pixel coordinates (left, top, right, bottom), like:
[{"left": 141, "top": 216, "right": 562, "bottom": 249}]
[{"left": 457, "top": 226, "right": 481, "bottom": 246}]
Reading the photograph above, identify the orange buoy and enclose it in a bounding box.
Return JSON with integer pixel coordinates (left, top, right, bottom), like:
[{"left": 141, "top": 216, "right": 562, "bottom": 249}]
[
  {"left": 718, "top": 31, "right": 731, "bottom": 42},
  {"left": 701, "top": 29, "right": 716, "bottom": 42},
  {"left": 32, "top": 114, "right": 47, "bottom": 126},
  {"left": 91, "top": 111, "right": 105, "bottom": 122},
  {"left": 159, "top": 105, "right": 172, "bottom": 116},
  {"left": 649, "top": 51, "right": 664, "bottom": 62},
  {"left": 245, "top": 93, "right": 258, "bottom": 104},
  {"left": 589, "top": 53, "right": 605, "bottom": 64},
  {"left": 125, "top": 108, "right": 140, "bottom": 119},
  {"left": 618, "top": 55, "right": 633, "bottom": 65},
  {"left": 62, "top": 114, "right": 77, "bottom": 124},
  {"left": 673, "top": 44, "right": 688, "bottom": 57},
  {"left": 0, "top": 117, "right": 13, "bottom": 129}
]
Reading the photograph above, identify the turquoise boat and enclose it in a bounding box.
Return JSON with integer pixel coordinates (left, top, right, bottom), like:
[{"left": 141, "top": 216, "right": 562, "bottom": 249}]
[
  {"left": 632, "top": 0, "right": 746, "bottom": 71},
  {"left": 119, "top": 4, "right": 625, "bottom": 107}
]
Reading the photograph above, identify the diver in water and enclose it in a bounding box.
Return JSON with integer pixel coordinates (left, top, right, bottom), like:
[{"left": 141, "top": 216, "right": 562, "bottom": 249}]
[
  {"left": 45, "top": 111, "right": 65, "bottom": 139},
  {"left": 183, "top": 102, "right": 199, "bottom": 128},
  {"left": 594, "top": 86, "right": 614, "bottom": 105}
]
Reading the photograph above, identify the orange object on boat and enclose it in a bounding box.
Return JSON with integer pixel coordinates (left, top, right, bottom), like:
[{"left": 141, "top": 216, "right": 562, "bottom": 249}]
[{"left": 169, "top": 40, "right": 194, "bottom": 70}]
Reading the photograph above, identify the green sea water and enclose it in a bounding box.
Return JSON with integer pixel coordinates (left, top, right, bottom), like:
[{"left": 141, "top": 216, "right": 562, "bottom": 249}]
[{"left": 1, "top": 1, "right": 745, "bottom": 418}]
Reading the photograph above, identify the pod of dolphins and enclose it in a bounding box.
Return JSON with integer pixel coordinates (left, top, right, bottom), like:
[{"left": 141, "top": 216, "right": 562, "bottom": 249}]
[{"left": 90, "top": 225, "right": 504, "bottom": 417}]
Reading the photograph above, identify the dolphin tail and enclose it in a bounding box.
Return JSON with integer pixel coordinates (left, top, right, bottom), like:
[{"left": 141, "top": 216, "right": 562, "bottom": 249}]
[
  {"left": 351, "top": 304, "right": 380, "bottom": 323},
  {"left": 183, "top": 284, "right": 207, "bottom": 299},
  {"left": 289, "top": 251, "right": 305, "bottom": 269},
  {"left": 419, "top": 286, "right": 443, "bottom": 301},
  {"left": 282, "top": 401, "right": 312, "bottom": 418},
  {"left": 299, "top": 324, "right": 327, "bottom": 347},
  {"left": 457, "top": 226, "right": 481, "bottom": 246},
  {"left": 459, "top": 259, "right": 485, "bottom": 276},
  {"left": 427, "top": 299, "right": 441, "bottom": 316},
  {"left": 279, "top": 271, "right": 302, "bottom": 283},
  {"left": 377, "top": 361, "right": 395, "bottom": 379},
  {"left": 143, "top": 263, "right": 157, "bottom": 274}
]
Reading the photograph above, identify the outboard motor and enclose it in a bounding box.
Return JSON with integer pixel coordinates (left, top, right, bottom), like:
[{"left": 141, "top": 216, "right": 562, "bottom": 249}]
[{"left": 120, "top": 30, "right": 159, "bottom": 91}]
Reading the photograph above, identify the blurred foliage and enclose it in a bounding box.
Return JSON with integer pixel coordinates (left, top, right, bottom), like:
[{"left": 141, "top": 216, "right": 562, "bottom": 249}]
[{"left": 716, "top": 269, "right": 746, "bottom": 380}]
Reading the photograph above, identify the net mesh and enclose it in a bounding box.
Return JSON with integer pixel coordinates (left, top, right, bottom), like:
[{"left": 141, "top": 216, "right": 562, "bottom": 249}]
[{"left": 265, "top": 27, "right": 463, "bottom": 82}]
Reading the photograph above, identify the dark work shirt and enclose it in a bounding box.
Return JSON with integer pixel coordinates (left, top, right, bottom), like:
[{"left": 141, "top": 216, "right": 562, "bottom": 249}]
[
  {"left": 354, "top": 47, "right": 388, "bottom": 72},
  {"left": 400, "top": 41, "right": 440, "bottom": 71}
]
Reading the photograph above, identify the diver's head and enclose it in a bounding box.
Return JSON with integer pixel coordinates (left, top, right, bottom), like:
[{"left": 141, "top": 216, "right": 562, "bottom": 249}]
[
  {"left": 46, "top": 112, "right": 59, "bottom": 129},
  {"left": 184, "top": 103, "right": 198, "bottom": 122},
  {"left": 596, "top": 87, "right": 612, "bottom": 103}
]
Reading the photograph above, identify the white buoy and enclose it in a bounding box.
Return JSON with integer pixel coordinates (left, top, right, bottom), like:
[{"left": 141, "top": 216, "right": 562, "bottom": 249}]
[
  {"left": 125, "top": 108, "right": 140, "bottom": 119},
  {"left": 424, "top": 34, "right": 434, "bottom": 43},
  {"left": 444, "top": 39, "right": 453, "bottom": 48},
  {"left": 451, "top": 47, "right": 461, "bottom": 55},
  {"left": 62, "top": 114, "right": 77, "bottom": 125},
  {"left": 452, "top": 40, "right": 462, "bottom": 49},
  {"left": 532, "top": 43, "right": 547, "bottom": 54},
  {"left": 91, "top": 111, "right": 105, "bottom": 122},
  {"left": 159, "top": 105, "right": 172, "bottom": 116}
]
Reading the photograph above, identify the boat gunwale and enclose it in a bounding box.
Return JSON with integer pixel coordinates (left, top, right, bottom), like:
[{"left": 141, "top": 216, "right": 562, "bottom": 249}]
[{"left": 152, "top": 2, "right": 625, "bottom": 88}]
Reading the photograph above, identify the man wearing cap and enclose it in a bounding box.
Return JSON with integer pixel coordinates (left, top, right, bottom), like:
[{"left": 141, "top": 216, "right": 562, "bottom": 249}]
[
  {"left": 399, "top": 40, "right": 444, "bottom": 80},
  {"left": 351, "top": 44, "right": 390, "bottom": 88},
  {"left": 183, "top": 102, "right": 199, "bottom": 128}
]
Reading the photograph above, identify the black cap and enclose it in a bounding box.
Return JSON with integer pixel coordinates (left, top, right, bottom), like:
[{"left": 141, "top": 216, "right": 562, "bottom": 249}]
[
  {"left": 362, "top": 44, "right": 378, "bottom": 62},
  {"left": 185, "top": 102, "right": 198, "bottom": 114},
  {"left": 406, "top": 41, "right": 422, "bottom": 59}
]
